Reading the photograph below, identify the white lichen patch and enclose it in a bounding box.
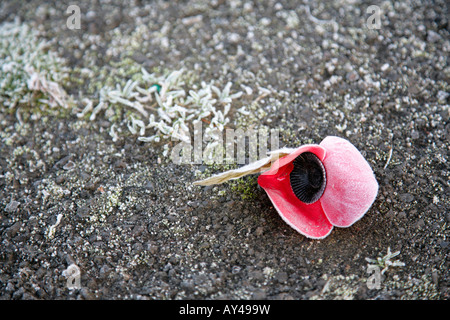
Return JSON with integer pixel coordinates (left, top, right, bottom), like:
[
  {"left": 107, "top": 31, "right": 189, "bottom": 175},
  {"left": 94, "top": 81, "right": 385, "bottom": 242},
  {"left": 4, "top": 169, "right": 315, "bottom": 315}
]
[
  {"left": 4, "top": 144, "right": 46, "bottom": 185},
  {"left": 311, "top": 274, "right": 360, "bottom": 300},
  {"left": 0, "top": 19, "right": 71, "bottom": 110},
  {"left": 37, "top": 179, "right": 71, "bottom": 203},
  {"left": 83, "top": 184, "right": 123, "bottom": 224}
]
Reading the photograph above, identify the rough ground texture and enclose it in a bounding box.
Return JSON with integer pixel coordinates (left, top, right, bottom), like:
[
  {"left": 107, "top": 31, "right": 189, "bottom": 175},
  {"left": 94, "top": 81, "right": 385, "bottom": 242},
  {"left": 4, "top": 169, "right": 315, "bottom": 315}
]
[{"left": 0, "top": 0, "right": 448, "bottom": 300}]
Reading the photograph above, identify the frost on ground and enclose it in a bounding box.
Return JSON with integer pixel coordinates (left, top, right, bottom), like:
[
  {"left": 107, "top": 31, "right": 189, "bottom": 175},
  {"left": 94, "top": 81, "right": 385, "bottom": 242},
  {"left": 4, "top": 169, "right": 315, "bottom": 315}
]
[
  {"left": 1, "top": 19, "right": 246, "bottom": 163},
  {"left": 0, "top": 19, "right": 71, "bottom": 111},
  {"left": 78, "top": 68, "right": 244, "bottom": 161}
]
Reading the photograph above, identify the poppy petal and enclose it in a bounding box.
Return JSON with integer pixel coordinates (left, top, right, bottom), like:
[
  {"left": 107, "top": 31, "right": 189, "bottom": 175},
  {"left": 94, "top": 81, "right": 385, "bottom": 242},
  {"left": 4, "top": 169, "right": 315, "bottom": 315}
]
[
  {"left": 258, "top": 145, "right": 333, "bottom": 239},
  {"left": 319, "top": 136, "right": 379, "bottom": 227}
]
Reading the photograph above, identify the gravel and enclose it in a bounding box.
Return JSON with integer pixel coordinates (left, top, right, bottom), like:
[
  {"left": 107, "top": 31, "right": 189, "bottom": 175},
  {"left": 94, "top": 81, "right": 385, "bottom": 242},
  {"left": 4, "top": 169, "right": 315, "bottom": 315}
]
[{"left": 0, "top": 0, "right": 448, "bottom": 300}]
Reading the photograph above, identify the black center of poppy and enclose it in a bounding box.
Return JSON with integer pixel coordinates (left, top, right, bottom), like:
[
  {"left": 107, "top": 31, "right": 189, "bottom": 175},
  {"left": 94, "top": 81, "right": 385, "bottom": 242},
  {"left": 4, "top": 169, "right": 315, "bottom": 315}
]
[{"left": 289, "top": 152, "right": 326, "bottom": 204}]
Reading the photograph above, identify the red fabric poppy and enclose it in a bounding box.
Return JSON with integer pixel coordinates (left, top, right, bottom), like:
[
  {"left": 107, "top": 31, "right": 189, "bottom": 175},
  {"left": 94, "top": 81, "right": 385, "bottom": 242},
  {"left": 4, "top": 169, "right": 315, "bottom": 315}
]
[{"left": 257, "top": 136, "right": 379, "bottom": 239}]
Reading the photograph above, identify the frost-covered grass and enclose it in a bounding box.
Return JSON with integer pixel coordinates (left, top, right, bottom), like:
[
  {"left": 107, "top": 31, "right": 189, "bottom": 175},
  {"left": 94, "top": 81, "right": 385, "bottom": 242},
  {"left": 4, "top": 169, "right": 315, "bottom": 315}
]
[
  {"left": 0, "top": 19, "right": 245, "bottom": 162},
  {"left": 366, "top": 247, "right": 406, "bottom": 275},
  {"left": 0, "top": 19, "right": 70, "bottom": 111},
  {"left": 78, "top": 68, "right": 243, "bottom": 157}
]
